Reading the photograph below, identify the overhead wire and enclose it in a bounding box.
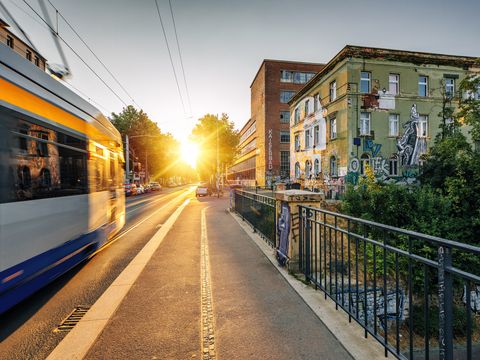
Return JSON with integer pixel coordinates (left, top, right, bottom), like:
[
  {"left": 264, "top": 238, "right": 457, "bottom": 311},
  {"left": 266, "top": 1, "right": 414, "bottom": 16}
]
[
  {"left": 21, "top": 0, "right": 129, "bottom": 107},
  {"left": 153, "top": 0, "right": 186, "bottom": 115},
  {"left": 168, "top": 0, "right": 192, "bottom": 115},
  {"left": 46, "top": 0, "right": 140, "bottom": 108},
  {"left": 2, "top": 0, "right": 114, "bottom": 114}
]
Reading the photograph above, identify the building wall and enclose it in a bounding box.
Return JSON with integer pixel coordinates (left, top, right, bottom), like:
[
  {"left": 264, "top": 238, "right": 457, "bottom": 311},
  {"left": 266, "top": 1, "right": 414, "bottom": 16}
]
[
  {"left": 0, "top": 22, "right": 46, "bottom": 71},
  {"left": 290, "top": 53, "right": 474, "bottom": 191}
]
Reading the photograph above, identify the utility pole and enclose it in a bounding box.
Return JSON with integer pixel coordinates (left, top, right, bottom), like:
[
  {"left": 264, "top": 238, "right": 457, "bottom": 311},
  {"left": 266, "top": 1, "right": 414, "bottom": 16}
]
[
  {"left": 125, "top": 135, "right": 130, "bottom": 183},
  {"left": 216, "top": 114, "right": 220, "bottom": 198}
]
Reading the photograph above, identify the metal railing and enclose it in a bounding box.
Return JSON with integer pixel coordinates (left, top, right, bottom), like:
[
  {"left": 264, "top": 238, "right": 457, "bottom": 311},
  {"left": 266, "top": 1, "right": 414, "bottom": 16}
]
[
  {"left": 233, "top": 190, "right": 276, "bottom": 247},
  {"left": 298, "top": 205, "right": 480, "bottom": 360}
]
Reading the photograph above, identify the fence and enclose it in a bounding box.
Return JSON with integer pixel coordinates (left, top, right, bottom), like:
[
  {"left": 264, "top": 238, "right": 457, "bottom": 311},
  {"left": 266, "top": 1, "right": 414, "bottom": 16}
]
[
  {"left": 233, "top": 190, "right": 276, "bottom": 247},
  {"left": 298, "top": 205, "right": 480, "bottom": 360}
]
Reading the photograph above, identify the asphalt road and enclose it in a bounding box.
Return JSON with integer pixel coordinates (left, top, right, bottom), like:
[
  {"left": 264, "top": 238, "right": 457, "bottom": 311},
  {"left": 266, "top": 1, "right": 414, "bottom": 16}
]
[{"left": 0, "top": 186, "right": 193, "bottom": 360}]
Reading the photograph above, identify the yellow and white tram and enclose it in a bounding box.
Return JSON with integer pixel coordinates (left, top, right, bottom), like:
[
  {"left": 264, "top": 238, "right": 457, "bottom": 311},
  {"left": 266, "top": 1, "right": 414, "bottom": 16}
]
[{"left": 0, "top": 40, "right": 125, "bottom": 313}]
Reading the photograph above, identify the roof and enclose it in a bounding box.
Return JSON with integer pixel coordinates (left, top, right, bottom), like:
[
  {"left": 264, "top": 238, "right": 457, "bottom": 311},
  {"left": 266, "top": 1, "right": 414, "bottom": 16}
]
[
  {"left": 0, "top": 18, "right": 10, "bottom": 28},
  {"left": 249, "top": 59, "right": 324, "bottom": 88},
  {"left": 290, "top": 45, "right": 479, "bottom": 104}
]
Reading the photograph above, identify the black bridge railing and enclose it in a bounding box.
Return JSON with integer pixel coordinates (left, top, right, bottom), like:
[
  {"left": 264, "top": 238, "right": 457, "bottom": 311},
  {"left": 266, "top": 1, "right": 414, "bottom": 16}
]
[
  {"left": 233, "top": 190, "right": 276, "bottom": 247},
  {"left": 299, "top": 205, "right": 480, "bottom": 360}
]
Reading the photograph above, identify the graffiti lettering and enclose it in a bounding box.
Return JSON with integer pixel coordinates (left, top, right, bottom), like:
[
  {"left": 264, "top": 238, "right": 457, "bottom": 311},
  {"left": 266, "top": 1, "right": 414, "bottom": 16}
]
[{"left": 363, "top": 139, "right": 382, "bottom": 157}]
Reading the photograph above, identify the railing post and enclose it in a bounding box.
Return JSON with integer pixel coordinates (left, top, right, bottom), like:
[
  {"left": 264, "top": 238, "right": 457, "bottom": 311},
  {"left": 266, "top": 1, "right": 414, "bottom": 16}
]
[
  {"left": 438, "top": 246, "right": 453, "bottom": 360},
  {"left": 305, "top": 209, "right": 311, "bottom": 280}
]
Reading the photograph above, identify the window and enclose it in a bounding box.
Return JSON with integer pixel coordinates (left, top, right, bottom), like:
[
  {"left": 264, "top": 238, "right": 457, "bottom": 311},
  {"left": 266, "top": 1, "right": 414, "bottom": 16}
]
[
  {"left": 360, "top": 72, "right": 371, "bottom": 93},
  {"left": 280, "top": 151, "right": 290, "bottom": 177},
  {"left": 360, "top": 112, "right": 371, "bottom": 136},
  {"left": 329, "top": 81, "right": 337, "bottom": 102},
  {"left": 280, "top": 90, "right": 296, "bottom": 103},
  {"left": 295, "top": 162, "right": 300, "bottom": 178},
  {"left": 419, "top": 115, "right": 428, "bottom": 138},
  {"left": 389, "top": 114, "right": 399, "bottom": 136},
  {"left": 419, "top": 76, "right": 428, "bottom": 97},
  {"left": 360, "top": 154, "right": 371, "bottom": 175},
  {"left": 280, "top": 131, "right": 290, "bottom": 143},
  {"left": 389, "top": 74, "right": 399, "bottom": 95},
  {"left": 294, "top": 134, "right": 300, "bottom": 151},
  {"left": 0, "top": 110, "right": 88, "bottom": 203},
  {"left": 34, "top": 56, "right": 40, "bottom": 66},
  {"left": 389, "top": 155, "right": 398, "bottom": 176},
  {"left": 314, "top": 158, "right": 320, "bottom": 176},
  {"left": 294, "top": 108, "right": 300, "bottom": 124},
  {"left": 280, "top": 70, "right": 294, "bottom": 82},
  {"left": 280, "top": 111, "right": 290, "bottom": 124},
  {"left": 313, "top": 94, "right": 319, "bottom": 112},
  {"left": 6, "top": 35, "right": 14, "bottom": 49},
  {"left": 305, "top": 160, "right": 312, "bottom": 179},
  {"left": 314, "top": 125, "right": 319, "bottom": 146},
  {"left": 330, "top": 118, "right": 337, "bottom": 139},
  {"left": 240, "top": 122, "right": 256, "bottom": 144},
  {"left": 305, "top": 129, "right": 311, "bottom": 148},
  {"left": 330, "top": 156, "right": 337, "bottom": 177},
  {"left": 26, "top": 50, "right": 32, "bottom": 61},
  {"left": 304, "top": 100, "right": 310, "bottom": 116},
  {"left": 445, "top": 77, "right": 455, "bottom": 98}
]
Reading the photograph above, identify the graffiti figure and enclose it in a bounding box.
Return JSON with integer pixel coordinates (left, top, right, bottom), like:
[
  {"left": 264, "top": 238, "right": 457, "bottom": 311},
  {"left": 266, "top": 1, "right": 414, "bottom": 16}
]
[
  {"left": 397, "top": 104, "right": 419, "bottom": 166},
  {"left": 277, "top": 202, "right": 290, "bottom": 267}
]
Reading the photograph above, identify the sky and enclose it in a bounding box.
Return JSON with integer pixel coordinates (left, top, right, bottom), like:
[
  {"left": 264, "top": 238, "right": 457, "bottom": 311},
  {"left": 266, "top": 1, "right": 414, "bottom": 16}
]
[{"left": 2, "top": 0, "right": 480, "bottom": 143}]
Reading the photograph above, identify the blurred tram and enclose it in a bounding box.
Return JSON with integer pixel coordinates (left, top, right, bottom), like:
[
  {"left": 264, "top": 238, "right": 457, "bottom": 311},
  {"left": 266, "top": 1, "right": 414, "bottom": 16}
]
[{"left": 0, "top": 40, "right": 125, "bottom": 313}]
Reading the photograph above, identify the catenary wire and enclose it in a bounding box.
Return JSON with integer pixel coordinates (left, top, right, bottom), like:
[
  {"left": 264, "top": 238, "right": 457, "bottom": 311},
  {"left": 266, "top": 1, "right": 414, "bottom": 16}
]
[
  {"left": 168, "top": 0, "right": 191, "bottom": 115},
  {"left": 47, "top": 0, "right": 140, "bottom": 108},
  {"left": 154, "top": 0, "right": 186, "bottom": 114},
  {"left": 21, "top": 0, "right": 129, "bottom": 107}
]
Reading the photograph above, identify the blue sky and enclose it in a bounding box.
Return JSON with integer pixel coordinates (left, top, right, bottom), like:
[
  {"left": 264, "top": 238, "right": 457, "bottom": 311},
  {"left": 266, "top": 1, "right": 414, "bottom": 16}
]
[{"left": 2, "top": 0, "right": 479, "bottom": 142}]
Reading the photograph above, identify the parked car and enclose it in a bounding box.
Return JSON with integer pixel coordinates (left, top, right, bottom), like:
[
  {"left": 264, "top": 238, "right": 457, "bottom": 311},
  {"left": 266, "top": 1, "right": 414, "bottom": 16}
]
[
  {"left": 149, "top": 182, "right": 162, "bottom": 191},
  {"left": 124, "top": 183, "right": 133, "bottom": 196},
  {"left": 166, "top": 180, "right": 177, "bottom": 188},
  {"left": 196, "top": 182, "right": 211, "bottom": 197},
  {"left": 130, "top": 184, "right": 138, "bottom": 196}
]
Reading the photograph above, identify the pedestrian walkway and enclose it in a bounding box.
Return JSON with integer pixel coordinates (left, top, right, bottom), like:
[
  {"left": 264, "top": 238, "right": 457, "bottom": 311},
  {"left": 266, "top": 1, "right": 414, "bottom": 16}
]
[{"left": 50, "top": 196, "right": 353, "bottom": 359}]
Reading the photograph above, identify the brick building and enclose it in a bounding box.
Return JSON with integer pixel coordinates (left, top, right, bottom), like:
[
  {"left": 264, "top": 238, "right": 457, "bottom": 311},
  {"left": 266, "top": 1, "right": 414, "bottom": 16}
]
[
  {"left": 0, "top": 18, "right": 46, "bottom": 71},
  {"left": 228, "top": 60, "right": 324, "bottom": 186}
]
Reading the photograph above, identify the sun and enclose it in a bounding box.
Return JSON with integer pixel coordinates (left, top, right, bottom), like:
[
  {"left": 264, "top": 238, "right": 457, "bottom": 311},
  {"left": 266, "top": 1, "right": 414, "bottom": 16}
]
[{"left": 180, "top": 141, "right": 199, "bottom": 168}]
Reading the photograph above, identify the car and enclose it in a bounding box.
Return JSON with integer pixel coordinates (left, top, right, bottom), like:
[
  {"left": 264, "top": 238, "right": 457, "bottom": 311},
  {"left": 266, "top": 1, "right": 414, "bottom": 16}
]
[
  {"left": 149, "top": 182, "right": 162, "bottom": 191},
  {"left": 196, "top": 182, "right": 211, "bottom": 197},
  {"left": 166, "top": 180, "right": 177, "bottom": 188},
  {"left": 124, "top": 183, "right": 133, "bottom": 196},
  {"left": 137, "top": 185, "right": 145, "bottom": 194}
]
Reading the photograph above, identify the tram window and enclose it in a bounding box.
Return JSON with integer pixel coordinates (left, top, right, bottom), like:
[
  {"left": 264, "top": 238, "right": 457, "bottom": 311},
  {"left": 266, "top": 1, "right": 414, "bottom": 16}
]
[{"left": 0, "top": 107, "right": 88, "bottom": 203}]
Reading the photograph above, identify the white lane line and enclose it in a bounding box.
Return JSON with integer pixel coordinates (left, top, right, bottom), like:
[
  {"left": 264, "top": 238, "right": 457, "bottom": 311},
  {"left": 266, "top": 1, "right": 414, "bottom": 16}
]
[
  {"left": 46, "top": 198, "right": 192, "bottom": 360},
  {"left": 201, "top": 207, "right": 217, "bottom": 360},
  {"left": 90, "top": 189, "right": 193, "bottom": 257},
  {"left": 125, "top": 188, "right": 187, "bottom": 214}
]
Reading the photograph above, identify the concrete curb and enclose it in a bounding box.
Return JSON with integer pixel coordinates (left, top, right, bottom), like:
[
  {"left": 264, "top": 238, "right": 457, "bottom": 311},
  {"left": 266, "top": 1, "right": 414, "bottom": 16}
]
[
  {"left": 229, "top": 210, "right": 386, "bottom": 360},
  {"left": 46, "top": 198, "right": 191, "bottom": 360}
]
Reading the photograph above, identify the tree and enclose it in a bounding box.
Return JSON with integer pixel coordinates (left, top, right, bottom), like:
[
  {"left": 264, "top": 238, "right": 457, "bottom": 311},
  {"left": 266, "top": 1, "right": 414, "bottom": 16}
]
[
  {"left": 190, "top": 113, "right": 239, "bottom": 181},
  {"left": 110, "top": 106, "right": 183, "bottom": 182},
  {"left": 458, "top": 62, "right": 480, "bottom": 146}
]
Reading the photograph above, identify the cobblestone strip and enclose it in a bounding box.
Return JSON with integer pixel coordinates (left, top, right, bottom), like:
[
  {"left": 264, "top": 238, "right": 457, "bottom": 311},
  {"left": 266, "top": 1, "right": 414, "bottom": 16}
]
[{"left": 201, "top": 208, "right": 216, "bottom": 360}]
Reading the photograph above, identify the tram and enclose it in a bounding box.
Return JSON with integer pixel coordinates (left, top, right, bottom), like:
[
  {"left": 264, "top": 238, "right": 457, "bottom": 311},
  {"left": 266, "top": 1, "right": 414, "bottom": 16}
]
[{"left": 0, "top": 41, "right": 125, "bottom": 313}]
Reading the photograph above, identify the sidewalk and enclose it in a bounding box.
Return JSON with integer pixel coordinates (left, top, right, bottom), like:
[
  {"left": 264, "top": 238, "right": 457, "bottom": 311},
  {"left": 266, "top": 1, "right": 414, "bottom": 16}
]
[{"left": 49, "top": 196, "right": 353, "bottom": 359}]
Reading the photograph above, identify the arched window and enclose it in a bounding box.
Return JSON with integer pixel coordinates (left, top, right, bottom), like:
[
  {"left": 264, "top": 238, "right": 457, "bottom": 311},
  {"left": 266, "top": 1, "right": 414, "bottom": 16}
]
[
  {"left": 314, "top": 158, "right": 320, "bottom": 176},
  {"left": 40, "top": 168, "right": 52, "bottom": 187},
  {"left": 389, "top": 155, "right": 398, "bottom": 176},
  {"left": 305, "top": 160, "right": 312, "bottom": 179},
  {"left": 360, "top": 154, "right": 371, "bottom": 175},
  {"left": 295, "top": 162, "right": 300, "bottom": 179},
  {"left": 19, "top": 166, "right": 32, "bottom": 189},
  {"left": 330, "top": 156, "right": 337, "bottom": 177}
]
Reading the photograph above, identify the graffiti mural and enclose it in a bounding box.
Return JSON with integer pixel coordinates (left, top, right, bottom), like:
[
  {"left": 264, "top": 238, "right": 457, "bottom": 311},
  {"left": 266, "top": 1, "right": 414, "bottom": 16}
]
[
  {"left": 463, "top": 285, "right": 480, "bottom": 312},
  {"left": 277, "top": 202, "right": 290, "bottom": 267},
  {"left": 397, "top": 104, "right": 426, "bottom": 166}
]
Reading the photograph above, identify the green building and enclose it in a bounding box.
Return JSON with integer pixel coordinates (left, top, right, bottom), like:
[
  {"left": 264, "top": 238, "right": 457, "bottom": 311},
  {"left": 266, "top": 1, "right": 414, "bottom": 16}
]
[{"left": 289, "top": 45, "right": 478, "bottom": 193}]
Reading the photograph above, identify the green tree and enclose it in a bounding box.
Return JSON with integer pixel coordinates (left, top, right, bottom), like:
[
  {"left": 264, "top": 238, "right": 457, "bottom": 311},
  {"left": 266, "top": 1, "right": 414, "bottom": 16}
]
[
  {"left": 190, "top": 113, "right": 239, "bottom": 181},
  {"left": 110, "top": 105, "right": 183, "bottom": 182}
]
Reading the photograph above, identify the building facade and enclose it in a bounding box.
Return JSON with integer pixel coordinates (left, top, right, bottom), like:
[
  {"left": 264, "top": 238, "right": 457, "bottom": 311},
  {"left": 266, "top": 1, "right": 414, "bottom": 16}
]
[
  {"left": 0, "top": 18, "right": 46, "bottom": 71},
  {"left": 228, "top": 60, "right": 324, "bottom": 186},
  {"left": 289, "top": 45, "right": 478, "bottom": 194}
]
